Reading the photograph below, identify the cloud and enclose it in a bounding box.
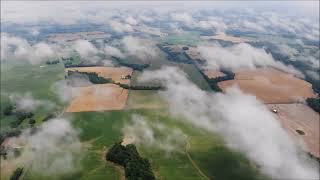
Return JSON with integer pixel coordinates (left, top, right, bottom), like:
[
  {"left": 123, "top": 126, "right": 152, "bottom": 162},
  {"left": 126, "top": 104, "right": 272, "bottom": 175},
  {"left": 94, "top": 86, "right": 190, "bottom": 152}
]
[
  {"left": 122, "top": 114, "right": 187, "bottom": 153},
  {"left": 197, "top": 19, "right": 227, "bottom": 34},
  {"left": 138, "top": 66, "right": 319, "bottom": 180},
  {"left": 125, "top": 16, "right": 138, "bottom": 26},
  {"left": 72, "top": 40, "right": 98, "bottom": 58},
  {"left": 1, "top": 34, "right": 59, "bottom": 64},
  {"left": 2, "top": 118, "right": 83, "bottom": 176},
  {"left": 107, "top": 20, "right": 134, "bottom": 33},
  {"left": 104, "top": 45, "right": 125, "bottom": 58},
  {"left": 9, "top": 93, "right": 55, "bottom": 112},
  {"left": 138, "top": 15, "right": 154, "bottom": 23},
  {"left": 197, "top": 43, "right": 304, "bottom": 77},
  {"left": 306, "top": 70, "right": 320, "bottom": 81},
  {"left": 121, "top": 36, "right": 158, "bottom": 60},
  {"left": 52, "top": 80, "right": 73, "bottom": 103},
  {"left": 30, "top": 27, "right": 40, "bottom": 36},
  {"left": 171, "top": 12, "right": 194, "bottom": 26}
]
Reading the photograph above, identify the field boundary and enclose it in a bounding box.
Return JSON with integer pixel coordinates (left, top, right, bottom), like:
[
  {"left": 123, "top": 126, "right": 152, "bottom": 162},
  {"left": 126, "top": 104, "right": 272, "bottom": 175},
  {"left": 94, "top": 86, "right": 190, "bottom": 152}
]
[{"left": 185, "top": 140, "right": 211, "bottom": 180}]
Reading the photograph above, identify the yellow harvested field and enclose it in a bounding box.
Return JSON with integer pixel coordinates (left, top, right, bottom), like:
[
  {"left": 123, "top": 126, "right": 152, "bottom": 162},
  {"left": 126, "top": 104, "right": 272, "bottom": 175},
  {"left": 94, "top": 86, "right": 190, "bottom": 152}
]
[
  {"left": 66, "top": 84, "right": 128, "bottom": 112},
  {"left": 218, "top": 68, "right": 317, "bottom": 104},
  {"left": 201, "top": 34, "right": 249, "bottom": 43},
  {"left": 267, "top": 103, "right": 320, "bottom": 158},
  {"left": 203, "top": 70, "right": 225, "bottom": 79},
  {"left": 66, "top": 66, "right": 133, "bottom": 84}
]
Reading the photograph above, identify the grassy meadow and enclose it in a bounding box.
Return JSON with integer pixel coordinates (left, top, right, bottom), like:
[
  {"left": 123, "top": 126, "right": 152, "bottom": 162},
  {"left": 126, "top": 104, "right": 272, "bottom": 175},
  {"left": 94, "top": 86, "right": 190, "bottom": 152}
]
[{"left": 1, "top": 58, "right": 266, "bottom": 180}]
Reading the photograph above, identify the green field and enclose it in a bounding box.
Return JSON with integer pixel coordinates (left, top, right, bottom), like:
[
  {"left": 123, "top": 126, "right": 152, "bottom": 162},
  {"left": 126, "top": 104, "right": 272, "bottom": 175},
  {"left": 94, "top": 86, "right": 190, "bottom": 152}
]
[
  {"left": 20, "top": 110, "right": 266, "bottom": 180},
  {"left": 163, "top": 32, "right": 201, "bottom": 45},
  {"left": 1, "top": 60, "right": 266, "bottom": 180},
  {"left": 0, "top": 60, "right": 65, "bottom": 131}
]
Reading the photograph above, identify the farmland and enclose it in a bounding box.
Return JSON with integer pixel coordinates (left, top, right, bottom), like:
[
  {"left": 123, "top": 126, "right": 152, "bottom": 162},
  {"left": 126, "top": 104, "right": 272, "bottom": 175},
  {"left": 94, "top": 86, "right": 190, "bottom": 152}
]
[
  {"left": 218, "top": 68, "right": 317, "bottom": 104},
  {"left": 66, "top": 84, "right": 129, "bottom": 112},
  {"left": 267, "top": 103, "right": 320, "bottom": 158}
]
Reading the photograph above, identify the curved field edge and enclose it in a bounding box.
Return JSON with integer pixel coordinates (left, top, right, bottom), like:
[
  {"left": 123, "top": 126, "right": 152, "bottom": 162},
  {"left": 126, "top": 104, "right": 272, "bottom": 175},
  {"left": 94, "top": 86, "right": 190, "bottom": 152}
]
[{"left": 21, "top": 110, "right": 267, "bottom": 180}]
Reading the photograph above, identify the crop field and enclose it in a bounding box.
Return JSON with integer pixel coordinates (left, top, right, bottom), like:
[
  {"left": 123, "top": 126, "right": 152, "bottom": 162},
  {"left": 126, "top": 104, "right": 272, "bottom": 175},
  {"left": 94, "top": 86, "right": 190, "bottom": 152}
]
[
  {"left": 201, "top": 34, "right": 250, "bottom": 43},
  {"left": 203, "top": 70, "right": 226, "bottom": 79},
  {"left": 126, "top": 90, "right": 167, "bottom": 109},
  {"left": 267, "top": 103, "right": 320, "bottom": 158},
  {"left": 66, "top": 84, "right": 129, "bottom": 112},
  {"left": 9, "top": 109, "right": 266, "bottom": 180},
  {"left": 218, "top": 68, "right": 317, "bottom": 104},
  {"left": 0, "top": 61, "right": 65, "bottom": 130},
  {"left": 163, "top": 32, "right": 201, "bottom": 45}
]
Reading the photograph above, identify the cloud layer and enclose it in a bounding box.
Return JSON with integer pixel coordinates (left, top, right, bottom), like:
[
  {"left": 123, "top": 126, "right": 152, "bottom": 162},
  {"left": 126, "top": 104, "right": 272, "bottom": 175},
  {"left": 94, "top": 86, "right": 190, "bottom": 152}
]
[
  {"left": 198, "top": 43, "right": 304, "bottom": 77},
  {"left": 138, "top": 66, "right": 319, "bottom": 179},
  {"left": 122, "top": 114, "right": 187, "bottom": 153},
  {"left": 3, "top": 118, "right": 83, "bottom": 176}
]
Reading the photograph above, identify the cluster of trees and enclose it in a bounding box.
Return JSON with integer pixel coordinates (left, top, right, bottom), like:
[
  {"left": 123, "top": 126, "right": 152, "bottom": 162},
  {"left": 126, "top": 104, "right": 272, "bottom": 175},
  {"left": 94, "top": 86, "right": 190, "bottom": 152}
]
[
  {"left": 64, "top": 62, "right": 97, "bottom": 68},
  {"left": 11, "top": 111, "right": 34, "bottom": 128},
  {"left": 200, "top": 69, "right": 235, "bottom": 92},
  {"left": 306, "top": 98, "right": 320, "bottom": 113},
  {"left": 2, "top": 104, "right": 34, "bottom": 128},
  {"left": 116, "top": 83, "right": 163, "bottom": 90},
  {"left": 157, "top": 44, "right": 194, "bottom": 64},
  {"left": 112, "top": 56, "right": 150, "bottom": 71},
  {"left": 45, "top": 60, "right": 60, "bottom": 65},
  {"left": 106, "top": 142, "right": 155, "bottom": 180},
  {"left": 67, "top": 71, "right": 113, "bottom": 84},
  {"left": 10, "top": 167, "right": 23, "bottom": 180}
]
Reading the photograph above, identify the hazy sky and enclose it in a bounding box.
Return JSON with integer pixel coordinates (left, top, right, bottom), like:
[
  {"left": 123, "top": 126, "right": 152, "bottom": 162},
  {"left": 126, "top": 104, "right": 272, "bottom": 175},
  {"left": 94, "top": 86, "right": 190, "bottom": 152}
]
[{"left": 1, "top": 1, "right": 319, "bottom": 22}]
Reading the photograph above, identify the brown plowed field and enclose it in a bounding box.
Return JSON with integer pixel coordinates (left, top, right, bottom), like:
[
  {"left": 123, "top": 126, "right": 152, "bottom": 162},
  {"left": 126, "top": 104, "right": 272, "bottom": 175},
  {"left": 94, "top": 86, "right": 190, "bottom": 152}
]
[
  {"left": 218, "top": 68, "right": 317, "bottom": 103},
  {"left": 267, "top": 103, "right": 320, "bottom": 158},
  {"left": 66, "top": 84, "right": 128, "bottom": 112},
  {"left": 203, "top": 70, "right": 225, "bottom": 79}
]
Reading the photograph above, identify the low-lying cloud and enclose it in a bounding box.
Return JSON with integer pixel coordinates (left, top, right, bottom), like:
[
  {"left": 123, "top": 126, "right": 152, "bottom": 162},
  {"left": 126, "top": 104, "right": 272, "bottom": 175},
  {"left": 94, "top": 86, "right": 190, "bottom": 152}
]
[
  {"left": 72, "top": 40, "right": 98, "bottom": 58},
  {"left": 1, "top": 34, "right": 59, "bottom": 64},
  {"left": 2, "top": 118, "right": 83, "bottom": 176},
  {"left": 197, "top": 43, "right": 304, "bottom": 77},
  {"left": 122, "top": 114, "right": 187, "bottom": 153},
  {"left": 138, "top": 66, "right": 319, "bottom": 180},
  {"left": 9, "top": 92, "right": 56, "bottom": 112},
  {"left": 121, "top": 36, "right": 158, "bottom": 60}
]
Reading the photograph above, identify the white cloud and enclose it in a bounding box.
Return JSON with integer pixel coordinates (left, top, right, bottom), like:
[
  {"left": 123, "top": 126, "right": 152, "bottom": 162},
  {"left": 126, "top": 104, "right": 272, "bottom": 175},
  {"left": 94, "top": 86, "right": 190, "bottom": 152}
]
[
  {"left": 107, "top": 20, "right": 134, "bottom": 33},
  {"left": 104, "top": 45, "right": 124, "bottom": 58},
  {"left": 72, "top": 40, "right": 98, "bottom": 58},
  {"left": 3, "top": 118, "right": 83, "bottom": 176},
  {"left": 197, "top": 43, "right": 304, "bottom": 77},
  {"left": 1, "top": 34, "right": 59, "bottom": 64},
  {"left": 121, "top": 36, "right": 158, "bottom": 60},
  {"left": 171, "top": 12, "right": 194, "bottom": 26},
  {"left": 138, "top": 66, "right": 319, "bottom": 180},
  {"left": 138, "top": 15, "right": 154, "bottom": 23},
  {"left": 306, "top": 70, "right": 320, "bottom": 81},
  {"left": 122, "top": 114, "right": 187, "bottom": 153},
  {"left": 125, "top": 16, "right": 138, "bottom": 26},
  {"left": 9, "top": 93, "right": 55, "bottom": 112}
]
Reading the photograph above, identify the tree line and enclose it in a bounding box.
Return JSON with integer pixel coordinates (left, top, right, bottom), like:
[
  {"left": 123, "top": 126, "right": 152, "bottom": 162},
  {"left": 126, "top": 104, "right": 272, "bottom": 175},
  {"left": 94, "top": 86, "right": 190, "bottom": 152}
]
[
  {"left": 106, "top": 142, "right": 156, "bottom": 180},
  {"left": 67, "top": 71, "right": 113, "bottom": 84},
  {"left": 116, "top": 83, "right": 163, "bottom": 90},
  {"left": 3, "top": 104, "right": 34, "bottom": 128},
  {"left": 112, "top": 56, "right": 150, "bottom": 71},
  {"left": 199, "top": 69, "right": 235, "bottom": 92}
]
